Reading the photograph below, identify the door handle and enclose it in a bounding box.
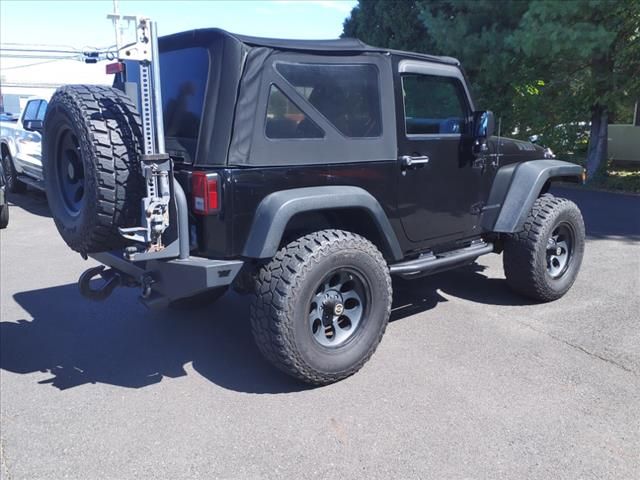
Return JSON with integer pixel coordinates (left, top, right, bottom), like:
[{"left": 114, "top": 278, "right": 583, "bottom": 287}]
[{"left": 400, "top": 155, "right": 430, "bottom": 167}]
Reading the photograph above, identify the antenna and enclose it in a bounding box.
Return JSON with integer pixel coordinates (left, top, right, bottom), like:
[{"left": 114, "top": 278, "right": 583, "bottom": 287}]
[{"left": 496, "top": 116, "right": 502, "bottom": 167}]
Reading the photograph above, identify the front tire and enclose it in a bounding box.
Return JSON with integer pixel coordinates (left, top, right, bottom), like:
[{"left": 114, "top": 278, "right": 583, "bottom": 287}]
[
  {"left": 250, "top": 230, "right": 392, "bottom": 385},
  {"left": 0, "top": 203, "right": 8, "bottom": 229},
  {"left": 503, "top": 194, "right": 585, "bottom": 302},
  {"left": 1, "top": 153, "right": 26, "bottom": 194}
]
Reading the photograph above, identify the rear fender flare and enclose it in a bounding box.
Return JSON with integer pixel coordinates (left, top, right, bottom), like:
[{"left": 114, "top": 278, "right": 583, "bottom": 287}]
[{"left": 242, "top": 186, "right": 403, "bottom": 261}]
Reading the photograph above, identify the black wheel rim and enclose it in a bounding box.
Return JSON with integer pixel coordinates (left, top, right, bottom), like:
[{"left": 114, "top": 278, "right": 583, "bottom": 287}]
[
  {"left": 546, "top": 222, "right": 574, "bottom": 278},
  {"left": 308, "top": 268, "right": 369, "bottom": 348},
  {"left": 55, "top": 128, "right": 85, "bottom": 216}
]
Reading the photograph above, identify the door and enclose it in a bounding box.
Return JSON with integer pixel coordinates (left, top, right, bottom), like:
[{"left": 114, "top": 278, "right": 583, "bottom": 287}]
[
  {"left": 396, "top": 66, "right": 485, "bottom": 244},
  {"left": 15, "top": 99, "right": 46, "bottom": 180}
]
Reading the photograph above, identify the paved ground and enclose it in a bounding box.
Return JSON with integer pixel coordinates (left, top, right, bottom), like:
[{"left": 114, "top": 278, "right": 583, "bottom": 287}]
[{"left": 1, "top": 187, "right": 638, "bottom": 480}]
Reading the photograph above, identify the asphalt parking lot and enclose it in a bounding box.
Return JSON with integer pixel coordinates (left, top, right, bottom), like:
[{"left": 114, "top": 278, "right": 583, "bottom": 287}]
[{"left": 1, "top": 186, "right": 639, "bottom": 479}]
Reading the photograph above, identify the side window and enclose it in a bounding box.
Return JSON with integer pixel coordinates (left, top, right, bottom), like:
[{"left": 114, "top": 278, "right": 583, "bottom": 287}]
[
  {"left": 36, "top": 100, "right": 47, "bottom": 121},
  {"left": 274, "top": 62, "right": 382, "bottom": 138},
  {"left": 265, "top": 85, "right": 324, "bottom": 139},
  {"left": 22, "top": 100, "right": 40, "bottom": 122},
  {"left": 402, "top": 75, "right": 468, "bottom": 135}
]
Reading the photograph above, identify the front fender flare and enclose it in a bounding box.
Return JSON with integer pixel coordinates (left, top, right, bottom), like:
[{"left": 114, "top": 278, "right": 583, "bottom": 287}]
[
  {"left": 482, "top": 159, "right": 583, "bottom": 233},
  {"left": 242, "top": 186, "right": 403, "bottom": 261}
]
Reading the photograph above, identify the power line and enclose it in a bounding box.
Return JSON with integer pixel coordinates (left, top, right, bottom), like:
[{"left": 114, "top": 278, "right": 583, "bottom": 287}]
[
  {"left": 0, "top": 54, "right": 81, "bottom": 60},
  {"left": 0, "top": 47, "right": 84, "bottom": 55},
  {"left": 0, "top": 57, "right": 83, "bottom": 71}
]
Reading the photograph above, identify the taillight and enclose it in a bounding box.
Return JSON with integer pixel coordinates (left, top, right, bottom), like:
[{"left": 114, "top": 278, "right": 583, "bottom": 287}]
[
  {"left": 191, "top": 172, "right": 219, "bottom": 215},
  {"left": 105, "top": 62, "right": 125, "bottom": 74}
]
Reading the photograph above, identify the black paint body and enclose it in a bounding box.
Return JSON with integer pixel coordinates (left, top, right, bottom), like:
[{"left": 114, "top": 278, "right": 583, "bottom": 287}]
[{"left": 146, "top": 29, "right": 550, "bottom": 262}]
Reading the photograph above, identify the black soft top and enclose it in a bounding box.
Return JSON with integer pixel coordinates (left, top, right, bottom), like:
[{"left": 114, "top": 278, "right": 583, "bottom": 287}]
[
  {"left": 156, "top": 28, "right": 460, "bottom": 167},
  {"left": 160, "top": 28, "right": 460, "bottom": 66}
]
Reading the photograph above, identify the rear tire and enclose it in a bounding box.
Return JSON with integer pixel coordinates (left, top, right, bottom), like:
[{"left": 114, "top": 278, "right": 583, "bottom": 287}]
[
  {"left": 503, "top": 194, "right": 585, "bottom": 302},
  {"left": 1, "top": 152, "right": 26, "bottom": 194},
  {"left": 250, "top": 230, "right": 392, "bottom": 385},
  {"left": 43, "top": 85, "right": 144, "bottom": 254}
]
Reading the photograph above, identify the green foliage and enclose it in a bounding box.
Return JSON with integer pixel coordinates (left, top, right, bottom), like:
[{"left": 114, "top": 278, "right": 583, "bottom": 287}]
[
  {"left": 343, "top": 0, "right": 436, "bottom": 53},
  {"left": 591, "top": 168, "right": 640, "bottom": 193},
  {"left": 342, "top": 0, "right": 640, "bottom": 160}
]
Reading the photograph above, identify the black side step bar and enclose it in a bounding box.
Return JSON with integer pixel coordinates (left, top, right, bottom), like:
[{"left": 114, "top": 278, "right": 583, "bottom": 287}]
[
  {"left": 16, "top": 175, "right": 45, "bottom": 191},
  {"left": 389, "top": 242, "right": 494, "bottom": 278}
]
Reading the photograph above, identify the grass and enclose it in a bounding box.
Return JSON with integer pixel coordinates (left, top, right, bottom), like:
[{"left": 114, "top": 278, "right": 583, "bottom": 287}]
[
  {"left": 561, "top": 153, "right": 640, "bottom": 194},
  {"left": 590, "top": 169, "right": 640, "bottom": 194}
]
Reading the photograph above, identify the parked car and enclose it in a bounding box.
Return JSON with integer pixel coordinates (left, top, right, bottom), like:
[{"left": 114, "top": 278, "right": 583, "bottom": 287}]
[
  {"left": 0, "top": 161, "right": 8, "bottom": 229},
  {"left": 43, "top": 29, "right": 586, "bottom": 385},
  {"left": 0, "top": 97, "right": 48, "bottom": 193},
  {"left": 0, "top": 112, "right": 18, "bottom": 123}
]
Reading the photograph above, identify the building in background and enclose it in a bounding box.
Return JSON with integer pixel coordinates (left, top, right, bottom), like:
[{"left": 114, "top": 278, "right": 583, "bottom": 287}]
[{"left": 1, "top": 54, "right": 110, "bottom": 115}]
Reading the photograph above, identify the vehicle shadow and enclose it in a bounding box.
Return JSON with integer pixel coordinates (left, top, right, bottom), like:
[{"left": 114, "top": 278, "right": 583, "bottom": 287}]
[
  {"left": 3, "top": 263, "right": 530, "bottom": 394},
  {"left": 3, "top": 285, "right": 307, "bottom": 394},
  {"left": 7, "top": 189, "right": 50, "bottom": 218},
  {"left": 391, "top": 263, "right": 534, "bottom": 322}
]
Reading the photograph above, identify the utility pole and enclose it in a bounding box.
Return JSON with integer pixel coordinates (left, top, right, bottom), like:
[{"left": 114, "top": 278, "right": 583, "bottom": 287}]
[{"left": 109, "top": 0, "right": 127, "bottom": 54}]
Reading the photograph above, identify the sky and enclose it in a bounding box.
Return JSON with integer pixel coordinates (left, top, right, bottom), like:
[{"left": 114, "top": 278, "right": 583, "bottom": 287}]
[{"left": 0, "top": 0, "right": 357, "bottom": 97}]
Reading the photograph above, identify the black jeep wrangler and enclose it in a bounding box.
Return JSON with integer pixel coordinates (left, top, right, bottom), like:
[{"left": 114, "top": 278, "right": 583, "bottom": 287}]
[{"left": 42, "top": 29, "right": 585, "bottom": 385}]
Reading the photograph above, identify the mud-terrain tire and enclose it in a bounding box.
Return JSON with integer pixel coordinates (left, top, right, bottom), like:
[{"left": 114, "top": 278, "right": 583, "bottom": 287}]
[
  {"left": 250, "top": 230, "right": 392, "bottom": 385},
  {"left": 43, "top": 85, "right": 144, "bottom": 254},
  {"left": 1, "top": 152, "right": 26, "bottom": 194},
  {"left": 503, "top": 193, "right": 585, "bottom": 302}
]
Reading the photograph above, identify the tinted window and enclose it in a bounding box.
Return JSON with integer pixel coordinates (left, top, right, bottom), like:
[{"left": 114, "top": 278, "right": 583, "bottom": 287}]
[
  {"left": 275, "top": 62, "right": 381, "bottom": 138},
  {"left": 402, "top": 75, "right": 468, "bottom": 135},
  {"left": 160, "top": 47, "right": 209, "bottom": 159},
  {"left": 36, "top": 100, "right": 47, "bottom": 121},
  {"left": 22, "top": 100, "right": 40, "bottom": 121},
  {"left": 265, "top": 85, "right": 324, "bottom": 139}
]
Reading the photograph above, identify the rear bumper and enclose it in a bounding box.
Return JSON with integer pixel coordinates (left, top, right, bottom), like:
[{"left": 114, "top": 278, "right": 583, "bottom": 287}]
[{"left": 85, "top": 252, "right": 244, "bottom": 309}]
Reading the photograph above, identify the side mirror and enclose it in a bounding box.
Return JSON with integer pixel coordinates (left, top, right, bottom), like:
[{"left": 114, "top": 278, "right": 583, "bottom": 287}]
[
  {"left": 23, "top": 119, "right": 43, "bottom": 133},
  {"left": 473, "top": 111, "right": 495, "bottom": 139}
]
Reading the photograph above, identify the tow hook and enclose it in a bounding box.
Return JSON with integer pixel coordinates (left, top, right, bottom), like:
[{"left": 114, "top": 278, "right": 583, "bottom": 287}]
[
  {"left": 78, "top": 265, "right": 121, "bottom": 301},
  {"left": 141, "top": 274, "right": 155, "bottom": 299}
]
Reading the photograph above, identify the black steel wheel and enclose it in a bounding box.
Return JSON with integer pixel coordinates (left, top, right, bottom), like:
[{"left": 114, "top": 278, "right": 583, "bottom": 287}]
[
  {"left": 54, "top": 127, "right": 85, "bottom": 216},
  {"left": 251, "top": 230, "right": 392, "bottom": 385},
  {"left": 308, "top": 268, "right": 368, "bottom": 348},
  {"left": 545, "top": 222, "right": 575, "bottom": 279},
  {"left": 504, "top": 194, "right": 585, "bottom": 302}
]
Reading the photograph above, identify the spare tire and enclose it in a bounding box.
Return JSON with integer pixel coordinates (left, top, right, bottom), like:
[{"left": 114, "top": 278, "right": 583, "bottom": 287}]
[{"left": 43, "top": 85, "right": 144, "bottom": 254}]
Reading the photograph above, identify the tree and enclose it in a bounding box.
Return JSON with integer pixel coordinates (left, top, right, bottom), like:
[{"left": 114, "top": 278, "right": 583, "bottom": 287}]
[
  {"left": 511, "top": 0, "right": 640, "bottom": 178},
  {"left": 343, "top": 0, "right": 436, "bottom": 54},
  {"left": 416, "top": 0, "right": 533, "bottom": 137}
]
